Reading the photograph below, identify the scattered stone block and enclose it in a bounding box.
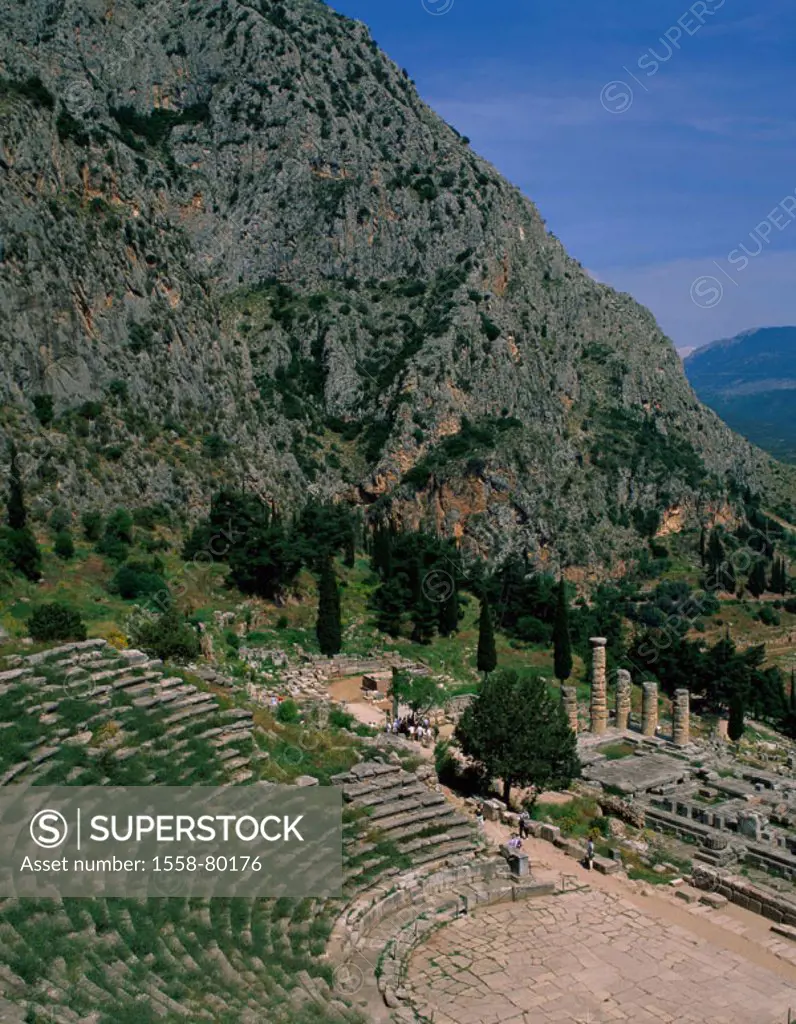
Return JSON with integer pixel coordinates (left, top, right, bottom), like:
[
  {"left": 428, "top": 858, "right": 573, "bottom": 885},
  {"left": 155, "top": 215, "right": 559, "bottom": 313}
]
[
  {"left": 295, "top": 775, "right": 319, "bottom": 787},
  {"left": 675, "top": 889, "right": 698, "bottom": 903},
  {"left": 699, "top": 892, "right": 728, "bottom": 909},
  {"left": 593, "top": 856, "right": 619, "bottom": 875}
]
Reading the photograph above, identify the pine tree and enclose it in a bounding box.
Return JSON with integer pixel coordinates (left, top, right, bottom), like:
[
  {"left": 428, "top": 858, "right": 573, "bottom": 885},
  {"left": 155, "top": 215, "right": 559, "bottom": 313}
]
[
  {"left": 315, "top": 560, "right": 342, "bottom": 656},
  {"left": 6, "top": 441, "right": 26, "bottom": 530},
  {"left": 698, "top": 526, "right": 706, "bottom": 567},
  {"left": 476, "top": 597, "right": 497, "bottom": 678},
  {"left": 552, "top": 577, "right": 573, "bottom": 682},
  {"left": 411, "top": 594, "right": 437, "bottom": 645}
]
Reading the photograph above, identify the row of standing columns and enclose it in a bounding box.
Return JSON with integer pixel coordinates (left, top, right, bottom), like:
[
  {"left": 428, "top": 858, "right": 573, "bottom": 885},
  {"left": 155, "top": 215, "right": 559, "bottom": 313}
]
[{"left": 559, "top": 637, "right": 689, "bottom": 745}]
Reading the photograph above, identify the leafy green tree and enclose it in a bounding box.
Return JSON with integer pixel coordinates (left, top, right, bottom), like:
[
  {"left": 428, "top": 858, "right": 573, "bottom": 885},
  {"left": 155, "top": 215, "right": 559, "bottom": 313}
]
[
  {"left": 54, "top": 530, "right": 75, "bottom": 560},
  {"left": 727, "top": 691, "right": 745, "bottom": 742},
  {"left": 456, "top": 669, "right": 580, "bottom": 806},
  {"left": 389, "top": 671, "right": 442, "bottom": 718},
  {"left": 28, "top": 603, "right": 86, "bottom": 642},
  {"left": 476, "top": 597, "right": 497, "bottom": 677},
  {"left": 315, "top": 559, "right": 342, "bottom": 656},
  {"left": 553, "top": 577, "right": 573, "bottom": 682}
]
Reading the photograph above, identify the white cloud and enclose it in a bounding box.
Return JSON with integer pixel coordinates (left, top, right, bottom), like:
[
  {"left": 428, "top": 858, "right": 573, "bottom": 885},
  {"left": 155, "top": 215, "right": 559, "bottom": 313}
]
[{"left": 593, "top": 248, "right": 796, "bottom": 351}]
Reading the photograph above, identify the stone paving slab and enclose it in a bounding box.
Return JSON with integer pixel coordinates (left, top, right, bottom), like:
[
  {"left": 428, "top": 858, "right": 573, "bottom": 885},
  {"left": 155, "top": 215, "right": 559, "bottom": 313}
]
[{"left": 407, "top": 889, "right": 796, "bottom": 1024}]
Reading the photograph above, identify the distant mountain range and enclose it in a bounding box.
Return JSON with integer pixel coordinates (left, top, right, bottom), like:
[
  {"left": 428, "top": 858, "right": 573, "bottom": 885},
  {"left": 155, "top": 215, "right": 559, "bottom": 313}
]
[{"left": 684, "top": 327, "right": 796, "bottom": 463}]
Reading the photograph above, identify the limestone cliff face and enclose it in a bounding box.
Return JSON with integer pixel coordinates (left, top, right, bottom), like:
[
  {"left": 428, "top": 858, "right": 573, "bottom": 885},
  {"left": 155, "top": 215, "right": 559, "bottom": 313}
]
[{"left": 0, "top": 0, "right": 793, "bottom": 567}]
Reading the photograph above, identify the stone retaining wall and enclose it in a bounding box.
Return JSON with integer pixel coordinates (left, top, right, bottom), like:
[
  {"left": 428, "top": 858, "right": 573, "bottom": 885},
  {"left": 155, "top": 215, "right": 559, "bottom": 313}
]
[
  {"left": 691, "top": 866, "right": 796, "bottom": 926},
  {"left": 329, "top": 857, "right": 556, "bottom": 1017}
]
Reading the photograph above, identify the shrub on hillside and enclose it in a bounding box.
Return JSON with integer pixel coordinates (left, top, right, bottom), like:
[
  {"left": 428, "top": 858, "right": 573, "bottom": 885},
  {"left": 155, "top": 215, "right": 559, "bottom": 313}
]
[
  {"left": 757, "top": 605, "right": 780, "bottom": 626},
  {"left": 276, "top": 699, "right": 300, "bottom": 724},
  {"left": 54, "top": 530, "right": 75, "bottom": 560},
  {"left": 1, "top": 527, "right": 42, "bottom": 581},
  {"left": 28, "top": 603, "right": 87, "bottom": 642},
  {"left": 81, "top": 510, "right": 103, "bottom": 542},
  {"left": 97, "top": 508, "right": 134, "bottom": 561},
  {"left": 108, "top": 561, "right": 167, "bottom": 601},
  {"left": 128, "top": 606, "right": 200, "bottom": 663},
  {"left": 48, "top": 507, "right": 71, "bottom": 533}
]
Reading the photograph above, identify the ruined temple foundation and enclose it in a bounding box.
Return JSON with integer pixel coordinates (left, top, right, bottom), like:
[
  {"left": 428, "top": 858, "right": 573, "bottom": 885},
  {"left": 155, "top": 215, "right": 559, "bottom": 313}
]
[
  {"left": 589, "top": 637, "right": 608, "bottom": 735},
  {"left": 673, "top": 688, "right": 690, "bottom": 746},
  {"left": 615, "top": 668, "right": 632, "bottom": 731},
  {"left": 641, "top": 681, "right": 659, "bottom": 737},
  {"left": 561, "top": 686, "right": 578, "bottom": 734}
]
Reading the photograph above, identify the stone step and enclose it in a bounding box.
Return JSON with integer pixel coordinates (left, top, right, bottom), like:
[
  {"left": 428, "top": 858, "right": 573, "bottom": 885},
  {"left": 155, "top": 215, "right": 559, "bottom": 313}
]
[
  {"left": 331, "top": 763, "right": 403, "bottom": 785},
  {"left": 24, "top": 638, "right": 108, "bottom": 665},
  {"left": 409, "top": 839, "right": 477, "bottom": 866},
  {"left": 401, "top": 824, "right": 475, "bottom": 853},
  {"left": 341, "top": 771, "right": 418, "bottom": 800},
  {"left": 387, "top": 814, "right": 472, "bottom": 843},
  {"left": 368, "top": 790, "right": 448, "bottom": 822},
  {"left": 369, "top": 802, "right": 458, "bottom": 834},
  {"left": 111, "top": 671, "right": 163, "bottom": 692},
  {"left": 348, "top": 782, "right": 427, "bottom": 811}
]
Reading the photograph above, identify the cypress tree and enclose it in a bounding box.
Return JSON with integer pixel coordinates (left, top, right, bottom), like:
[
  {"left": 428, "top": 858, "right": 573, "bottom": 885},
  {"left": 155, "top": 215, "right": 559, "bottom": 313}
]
[
  {"left": 4, "top": 441, "right": 42, "bottom": 580},
  {"left": 315, "top": 560, "right": 342, "bottom": 656},
  {"left": 747, "top": 559, "right": 768, "bottom": 598},
  {"left": 476, "top": 597, "right": 497, "bottom": 678},
  {"left": 727, "top": 691, "right": 745, "bottom": 742},
  {"left": 552, "top": 577, "right": 573, "bottom": 682},
  {"left": 771, "top": 557, "right": 788, "bottom": 595},
  {"left": 438, "top": 582, "right": 459, "bottom": 637},
  {"left": 6, "top": 441, "right": 26, "bottom": 530}
]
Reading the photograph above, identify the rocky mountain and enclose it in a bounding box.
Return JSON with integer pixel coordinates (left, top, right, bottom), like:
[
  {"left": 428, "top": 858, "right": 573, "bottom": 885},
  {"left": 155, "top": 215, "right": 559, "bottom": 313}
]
[
  {"left": 1, "top": 0, "right": 794, "bottom": 571},
  {"left": 684, "top": 327, "right": 796, "bottom": 465}
]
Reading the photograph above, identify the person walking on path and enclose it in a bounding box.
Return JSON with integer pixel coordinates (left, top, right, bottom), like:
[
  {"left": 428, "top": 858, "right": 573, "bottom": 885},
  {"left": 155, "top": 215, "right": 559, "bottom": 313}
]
[
  {"left": 519, "top": 809, "right": 531, "bottom": 839},
  {"left": 585, "top": 837, "right": 594, "bottom": 871}
]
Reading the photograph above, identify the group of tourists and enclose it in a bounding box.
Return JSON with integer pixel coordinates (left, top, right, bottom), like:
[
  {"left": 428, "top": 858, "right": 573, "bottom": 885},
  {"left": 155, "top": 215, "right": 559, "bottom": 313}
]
[
  {"left": 386, "top": 714, "right": 437, "bottom": 745},
  {"left": 472, "top": 803, "right": 596, "bottom": 870}
]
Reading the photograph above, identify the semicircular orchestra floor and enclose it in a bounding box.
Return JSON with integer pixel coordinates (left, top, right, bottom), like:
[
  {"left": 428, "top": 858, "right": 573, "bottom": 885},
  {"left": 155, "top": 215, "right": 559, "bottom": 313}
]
[{"left": 406, "top": 888, "right": 796, "bottom": 1024}]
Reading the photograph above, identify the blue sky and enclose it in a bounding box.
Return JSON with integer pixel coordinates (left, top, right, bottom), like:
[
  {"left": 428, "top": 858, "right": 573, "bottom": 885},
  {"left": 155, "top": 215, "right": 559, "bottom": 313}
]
[{"left": 325, "top": 0, "right": 796, "bottom": 352}]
